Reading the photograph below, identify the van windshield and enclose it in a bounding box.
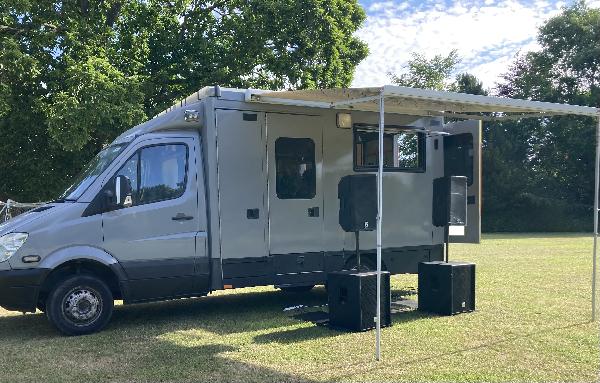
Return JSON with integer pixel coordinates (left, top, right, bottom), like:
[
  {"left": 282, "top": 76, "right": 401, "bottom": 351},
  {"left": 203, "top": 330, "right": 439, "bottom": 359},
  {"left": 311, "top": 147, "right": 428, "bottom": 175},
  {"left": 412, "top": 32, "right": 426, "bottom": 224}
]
[{"left": 58, "top": 143, "right": 129, "bottom": 201}]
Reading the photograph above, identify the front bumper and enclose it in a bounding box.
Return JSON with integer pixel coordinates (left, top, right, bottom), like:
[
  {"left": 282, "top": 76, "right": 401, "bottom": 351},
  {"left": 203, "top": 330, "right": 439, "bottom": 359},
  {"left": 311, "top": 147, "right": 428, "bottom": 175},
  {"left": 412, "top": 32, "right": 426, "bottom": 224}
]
[{"left": 0, "top": 268, "right": 50, "bottom": 312}]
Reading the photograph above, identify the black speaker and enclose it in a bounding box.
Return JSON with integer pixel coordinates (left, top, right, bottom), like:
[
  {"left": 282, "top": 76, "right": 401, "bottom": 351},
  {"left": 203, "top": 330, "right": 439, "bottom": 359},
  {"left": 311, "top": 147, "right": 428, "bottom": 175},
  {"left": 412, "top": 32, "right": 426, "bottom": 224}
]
[
  {"left": 432, "top": 176, "right": 468, "bottom": 227},
  {"left": 327, "top": 271, "right": 391, "bottom": 331},
  {"left": 338, "top": 174, "right": 377, "bottom": 232},
  {"left": 418, "top": 261, "right": 475, "bottom": 315}
]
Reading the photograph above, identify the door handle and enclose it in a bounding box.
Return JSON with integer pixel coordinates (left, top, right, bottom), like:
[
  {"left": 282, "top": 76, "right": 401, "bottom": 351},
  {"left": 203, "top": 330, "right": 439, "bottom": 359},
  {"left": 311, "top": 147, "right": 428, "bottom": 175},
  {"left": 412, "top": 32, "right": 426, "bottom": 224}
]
[
  {"left": 172, "top": 213, "right": 194, "bottom": 221},
  {"left": 308, "top": 207, "right": 319, "bottom": 217}
]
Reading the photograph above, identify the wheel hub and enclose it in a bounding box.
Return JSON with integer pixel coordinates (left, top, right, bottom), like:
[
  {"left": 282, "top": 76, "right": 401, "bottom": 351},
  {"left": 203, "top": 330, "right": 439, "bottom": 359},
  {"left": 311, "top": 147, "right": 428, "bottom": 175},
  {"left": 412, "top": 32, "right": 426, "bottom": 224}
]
[{"left": 63, "top": 288, "right": 102, "bottom": 325}]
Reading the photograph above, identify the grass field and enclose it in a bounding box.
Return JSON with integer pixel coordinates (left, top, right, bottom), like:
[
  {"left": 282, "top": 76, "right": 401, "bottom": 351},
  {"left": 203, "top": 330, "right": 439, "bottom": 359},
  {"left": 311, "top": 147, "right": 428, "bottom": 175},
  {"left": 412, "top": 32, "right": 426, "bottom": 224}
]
[{"left": 1, "top": 234, "right": 598, "bottom": 382}]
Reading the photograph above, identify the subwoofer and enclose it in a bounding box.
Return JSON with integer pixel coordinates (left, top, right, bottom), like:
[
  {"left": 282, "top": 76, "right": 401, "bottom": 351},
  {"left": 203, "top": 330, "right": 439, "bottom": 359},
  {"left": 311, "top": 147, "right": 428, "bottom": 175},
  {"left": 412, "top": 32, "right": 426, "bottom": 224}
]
[
  {"left": 432, "top": 176, "right": 468, "bottom": 227},
  {"left": 338, "top": 174, "right": 377, "bottom": 232},
  {"left": 327, "top": 270, "right": 391, "bottom": 331},
  {"left": 418, "top": 261, "right": 475, "bottom": 315}
]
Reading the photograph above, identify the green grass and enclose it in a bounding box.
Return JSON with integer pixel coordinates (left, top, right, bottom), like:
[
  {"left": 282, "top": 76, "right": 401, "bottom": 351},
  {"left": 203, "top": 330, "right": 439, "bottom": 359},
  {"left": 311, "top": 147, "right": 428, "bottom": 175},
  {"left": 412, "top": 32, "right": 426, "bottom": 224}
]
[{"left": 1, "top": 234, "right": 599, "bottom": 382}]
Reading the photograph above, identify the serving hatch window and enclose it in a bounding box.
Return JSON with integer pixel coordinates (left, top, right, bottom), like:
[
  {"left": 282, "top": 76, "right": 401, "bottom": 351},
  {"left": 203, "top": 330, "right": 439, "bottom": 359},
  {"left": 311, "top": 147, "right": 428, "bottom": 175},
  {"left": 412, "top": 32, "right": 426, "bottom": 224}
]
[
  {"left": 275, "top": 137, "right": 316, "bottom": 199},
  {"left": 353, "top": 125, "right": 425, "bottom": 172}
]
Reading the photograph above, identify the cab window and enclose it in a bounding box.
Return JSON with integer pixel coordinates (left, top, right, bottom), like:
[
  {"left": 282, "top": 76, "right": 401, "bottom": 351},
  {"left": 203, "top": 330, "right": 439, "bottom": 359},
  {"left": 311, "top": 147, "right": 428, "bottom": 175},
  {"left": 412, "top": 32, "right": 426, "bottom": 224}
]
[{"left": 114, "top": 143, "right": 188, "bottom": 206}]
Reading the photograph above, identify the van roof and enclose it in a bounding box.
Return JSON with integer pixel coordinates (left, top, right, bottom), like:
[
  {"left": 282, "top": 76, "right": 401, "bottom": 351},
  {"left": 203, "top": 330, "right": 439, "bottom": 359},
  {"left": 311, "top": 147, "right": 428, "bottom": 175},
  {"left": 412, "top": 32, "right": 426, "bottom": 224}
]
[{"left": 113, "top": 84, "right": 599, "bottom": 145}]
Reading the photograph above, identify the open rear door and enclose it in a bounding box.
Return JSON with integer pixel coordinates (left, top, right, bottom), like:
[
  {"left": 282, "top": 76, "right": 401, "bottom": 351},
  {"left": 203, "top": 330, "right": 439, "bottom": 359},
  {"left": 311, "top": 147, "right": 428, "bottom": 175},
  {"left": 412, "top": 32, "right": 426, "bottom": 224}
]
[{"left": 443, "top": 120, "right": 482, "bottom": 243}]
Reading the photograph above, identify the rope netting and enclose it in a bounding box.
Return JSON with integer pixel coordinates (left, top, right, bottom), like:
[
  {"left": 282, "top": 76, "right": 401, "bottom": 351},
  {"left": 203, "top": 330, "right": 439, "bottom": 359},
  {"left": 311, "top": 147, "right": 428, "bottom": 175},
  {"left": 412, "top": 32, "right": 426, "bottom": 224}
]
[{"left": 0, "top": 200, "right": 45, "bottom": 223}]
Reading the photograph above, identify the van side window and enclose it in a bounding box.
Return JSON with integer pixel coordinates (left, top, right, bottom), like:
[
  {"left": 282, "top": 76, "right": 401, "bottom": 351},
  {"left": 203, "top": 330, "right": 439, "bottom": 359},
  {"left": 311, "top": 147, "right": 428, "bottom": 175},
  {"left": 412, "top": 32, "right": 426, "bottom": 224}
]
[
  {"left": 113, "top": 143, "right": 188, "bottom": 207},
  {"left": 275, "top": 137, "right": 316, "bottom": 199},
  {"left": 139, "top": 144, "right": 188, "bottom": 204},
  {"left": 354, "top": 125, "right": 425, "bottom": 172}
]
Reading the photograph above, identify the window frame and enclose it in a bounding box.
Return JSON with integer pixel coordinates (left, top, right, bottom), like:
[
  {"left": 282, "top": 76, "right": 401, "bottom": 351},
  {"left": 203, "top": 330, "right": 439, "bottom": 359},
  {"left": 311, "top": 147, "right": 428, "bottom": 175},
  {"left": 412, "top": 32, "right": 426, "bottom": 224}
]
[
  {"left": 274, "top": 137, "right": 317, "bottom": 200},
  {"left": 352, "top": 124, "right": 426, "bottom": 173},
  {"left": 118, "top": 142, "right": 190, "bottom": 207}
]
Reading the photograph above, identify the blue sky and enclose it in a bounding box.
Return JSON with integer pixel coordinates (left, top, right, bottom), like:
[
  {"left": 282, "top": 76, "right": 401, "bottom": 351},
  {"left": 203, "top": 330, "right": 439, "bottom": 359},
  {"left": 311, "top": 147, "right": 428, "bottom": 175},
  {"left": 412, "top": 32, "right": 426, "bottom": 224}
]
[{"left": 352, "top": 0, "right": 600, "bottom": 90}]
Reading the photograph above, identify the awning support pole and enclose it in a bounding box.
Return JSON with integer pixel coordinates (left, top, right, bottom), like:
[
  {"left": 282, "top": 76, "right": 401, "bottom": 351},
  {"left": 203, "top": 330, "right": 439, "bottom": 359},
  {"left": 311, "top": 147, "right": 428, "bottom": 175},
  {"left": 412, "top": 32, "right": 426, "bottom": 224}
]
[
  {"left": 593, "top": 115, "right": 600, "bottom": 322},
  {"left": 375, "top": 89, "right": 384, "bottom": 361}
]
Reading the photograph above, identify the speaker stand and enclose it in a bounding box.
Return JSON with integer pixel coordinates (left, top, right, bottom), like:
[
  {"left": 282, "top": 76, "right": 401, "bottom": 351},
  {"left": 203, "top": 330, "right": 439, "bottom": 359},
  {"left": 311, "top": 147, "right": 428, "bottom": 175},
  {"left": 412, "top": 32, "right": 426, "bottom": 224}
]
[
  {"left": 355, "top": 231, "right": 361, "bottom": 270},
  {"left": 444, "top": 226, "right": 449, "bottom": 263}
]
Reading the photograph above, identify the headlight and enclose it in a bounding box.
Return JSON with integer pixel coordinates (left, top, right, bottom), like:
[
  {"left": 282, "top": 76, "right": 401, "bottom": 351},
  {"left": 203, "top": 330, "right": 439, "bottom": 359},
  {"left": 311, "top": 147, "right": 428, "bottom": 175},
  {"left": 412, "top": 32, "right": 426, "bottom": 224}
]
[{"left": 0, "top": 233, "right": 28, "bottom": 262}]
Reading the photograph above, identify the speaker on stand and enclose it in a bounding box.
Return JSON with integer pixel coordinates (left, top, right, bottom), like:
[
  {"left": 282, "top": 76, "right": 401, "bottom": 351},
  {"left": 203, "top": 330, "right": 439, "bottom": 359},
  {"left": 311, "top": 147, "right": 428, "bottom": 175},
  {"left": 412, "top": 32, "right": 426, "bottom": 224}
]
[
  {"left": 338, "top": 174, "right": 377, "bottom": 269},
  {"left": 421, "top": 175, "right": 475, "bottom": 316},
  {"left": 328, "top": 174, "right": 391, "bottom": 331}
]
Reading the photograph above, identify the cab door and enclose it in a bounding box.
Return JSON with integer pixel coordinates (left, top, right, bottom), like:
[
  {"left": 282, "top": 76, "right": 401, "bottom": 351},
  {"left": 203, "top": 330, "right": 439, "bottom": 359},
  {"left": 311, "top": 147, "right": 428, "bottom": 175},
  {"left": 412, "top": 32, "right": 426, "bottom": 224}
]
[
  {"left": 266, "top": 113, "right": 324, "bottom": 282},
  {"left": 443, "top": 120, "right": 482, "bottom": 243},
  {"left": 102, "top": 134, "right": 202, "bottom": 301}
]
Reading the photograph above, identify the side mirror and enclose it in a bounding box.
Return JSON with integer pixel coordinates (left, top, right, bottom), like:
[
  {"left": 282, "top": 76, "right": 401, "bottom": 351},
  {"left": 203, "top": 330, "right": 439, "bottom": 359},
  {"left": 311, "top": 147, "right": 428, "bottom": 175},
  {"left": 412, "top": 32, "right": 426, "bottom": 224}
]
[{"left": 114, "top": 175, "right": 133, "bottom": 208}]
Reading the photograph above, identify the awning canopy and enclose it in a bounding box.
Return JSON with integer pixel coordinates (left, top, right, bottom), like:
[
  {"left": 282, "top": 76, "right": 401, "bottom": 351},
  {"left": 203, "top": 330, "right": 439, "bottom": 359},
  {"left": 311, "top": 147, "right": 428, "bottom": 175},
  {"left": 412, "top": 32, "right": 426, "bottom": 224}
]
[
  {"left": 250, "top": 84, "right": 600, "bottom": 361},
  {"left": 247, "top": 85, "right": 599, "bottom": 120}
]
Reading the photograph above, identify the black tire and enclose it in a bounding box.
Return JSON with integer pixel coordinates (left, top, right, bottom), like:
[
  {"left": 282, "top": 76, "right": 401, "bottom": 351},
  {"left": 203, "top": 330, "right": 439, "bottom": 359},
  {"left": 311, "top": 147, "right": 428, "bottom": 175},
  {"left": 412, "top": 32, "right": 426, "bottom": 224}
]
[
  {"left": 46, "top": 274, "right": 114, "bottom": 336},
  {"left": 278, "top": 285, "right": 315, "bottom": 293}
]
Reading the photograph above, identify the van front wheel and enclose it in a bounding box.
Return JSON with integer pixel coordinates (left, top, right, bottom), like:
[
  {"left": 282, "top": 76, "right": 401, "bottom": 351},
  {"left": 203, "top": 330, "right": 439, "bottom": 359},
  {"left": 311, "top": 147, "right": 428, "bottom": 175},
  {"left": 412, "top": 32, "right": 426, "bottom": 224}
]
[{"left": 46, "top": 275, "right": 114, "bottom": 336}]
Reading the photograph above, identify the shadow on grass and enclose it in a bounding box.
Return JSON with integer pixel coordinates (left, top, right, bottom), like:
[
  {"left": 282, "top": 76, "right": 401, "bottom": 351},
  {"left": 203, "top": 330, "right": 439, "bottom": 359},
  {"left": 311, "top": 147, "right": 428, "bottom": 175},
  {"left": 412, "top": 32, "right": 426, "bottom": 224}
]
[
  {"left": 253, "top": 325, "right": 343, "bottom": 344},
  {"left": 253, "top": 297, "right": 432, "bottom": 345},
  {"left": 0, "top": 288, "right": 326, "bottom": 382},
  {"left": 0, "top": 287, "right": 424, "bottom": 342},
  {"left": 138, "top": 342, "right": 316, "bottom": 382},
  {"left": 0, "top": 287, "right": 331, "bottom": 341}
]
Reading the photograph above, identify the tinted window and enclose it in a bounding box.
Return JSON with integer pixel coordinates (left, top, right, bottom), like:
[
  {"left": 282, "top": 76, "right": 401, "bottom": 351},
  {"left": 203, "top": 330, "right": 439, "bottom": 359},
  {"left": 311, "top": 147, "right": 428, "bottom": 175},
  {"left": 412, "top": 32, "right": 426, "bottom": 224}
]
[
  {"left": 113, "top": 144, "right": 187, "bottom": 207},
  {"left": 275, "top": 138, "right": 316, "bottom": 199},
  {"left": 444, "top": 133, "right": 474, "bottom": 186},
  {"left": 354, "top": 126, "right": 425, "bottom": 171}
]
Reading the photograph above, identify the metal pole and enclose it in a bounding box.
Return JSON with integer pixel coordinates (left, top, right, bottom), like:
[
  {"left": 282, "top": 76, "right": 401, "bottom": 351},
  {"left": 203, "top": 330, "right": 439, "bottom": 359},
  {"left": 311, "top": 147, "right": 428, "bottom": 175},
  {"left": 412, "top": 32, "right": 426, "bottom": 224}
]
[
  {"left": 593, "top": 116, "right": 600, "bottom": 322},
  {"left": 355, "top": 231, "right": 361, "bottom": 270},
  {"left": 375, "top": 89, "right": 384, "bottom": 361}
]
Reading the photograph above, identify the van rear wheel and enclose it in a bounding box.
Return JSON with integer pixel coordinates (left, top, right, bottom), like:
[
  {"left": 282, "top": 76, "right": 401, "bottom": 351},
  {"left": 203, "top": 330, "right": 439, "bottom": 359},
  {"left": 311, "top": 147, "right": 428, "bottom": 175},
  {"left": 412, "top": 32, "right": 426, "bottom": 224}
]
[{"left": 46, "top": 275, "right": 113, "bottom": 336}]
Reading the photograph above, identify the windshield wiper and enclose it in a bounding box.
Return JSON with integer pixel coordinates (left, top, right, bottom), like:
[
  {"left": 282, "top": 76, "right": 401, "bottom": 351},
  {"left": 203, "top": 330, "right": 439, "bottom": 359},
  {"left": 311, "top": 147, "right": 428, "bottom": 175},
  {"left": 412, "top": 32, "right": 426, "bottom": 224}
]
[{"left": 52, "top": 198, "right": 76, "bottom": 203}]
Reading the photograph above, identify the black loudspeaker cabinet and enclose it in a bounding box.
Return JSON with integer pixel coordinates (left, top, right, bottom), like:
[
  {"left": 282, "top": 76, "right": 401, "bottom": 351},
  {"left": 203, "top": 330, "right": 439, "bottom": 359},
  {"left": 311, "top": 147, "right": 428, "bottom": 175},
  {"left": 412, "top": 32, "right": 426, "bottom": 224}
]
[
  {"left": 418, "top": 261, "right": 475, "bottom": 315},
  {"left": 328, "top": 271, "right": 391, "bottom": 331},
  {"left": 338, "top": 174, "right": 377, "bottom": 232},
  {"left": 432, "top": 176, "right": 468, "bottom": 227}
]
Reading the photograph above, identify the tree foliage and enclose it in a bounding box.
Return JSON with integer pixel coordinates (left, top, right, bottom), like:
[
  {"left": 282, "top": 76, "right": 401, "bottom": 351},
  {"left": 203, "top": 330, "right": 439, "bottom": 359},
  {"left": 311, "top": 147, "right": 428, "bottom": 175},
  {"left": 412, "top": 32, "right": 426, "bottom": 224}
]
[
  {"left": 0, "top": 0, "right": 368, "bottom": 201},
  {"left": 487, "top": 1, "right": 599, "bottom": 231},
  {"left": 452, "top": 73, "right": 488, "bottom": 96},
  {"left": 388, "top": 51, "right": 488, "bottom": 96},
  {"left": 389, "top": 50, "right": 461, "bottom": 91},
  {"left": 388, "top": 2, "right": 598, "bottom": 231}
]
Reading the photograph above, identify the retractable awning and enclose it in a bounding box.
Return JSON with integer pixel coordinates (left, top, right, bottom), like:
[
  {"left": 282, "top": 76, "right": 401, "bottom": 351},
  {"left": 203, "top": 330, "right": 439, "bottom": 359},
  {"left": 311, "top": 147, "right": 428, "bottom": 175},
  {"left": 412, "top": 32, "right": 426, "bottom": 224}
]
[
  {"left": 247, "top": 85, "right": 599, "bottom": 120},
  {"left": 247, "top": 85, "right": 600, "bottom": 362}
]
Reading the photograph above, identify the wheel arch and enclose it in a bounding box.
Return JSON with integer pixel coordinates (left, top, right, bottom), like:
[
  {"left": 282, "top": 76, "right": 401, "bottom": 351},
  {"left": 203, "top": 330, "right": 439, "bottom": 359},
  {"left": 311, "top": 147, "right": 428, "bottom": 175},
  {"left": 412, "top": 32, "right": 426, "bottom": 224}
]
[{"left": 38, "top": 246, "right": 127, "bottom": 303}]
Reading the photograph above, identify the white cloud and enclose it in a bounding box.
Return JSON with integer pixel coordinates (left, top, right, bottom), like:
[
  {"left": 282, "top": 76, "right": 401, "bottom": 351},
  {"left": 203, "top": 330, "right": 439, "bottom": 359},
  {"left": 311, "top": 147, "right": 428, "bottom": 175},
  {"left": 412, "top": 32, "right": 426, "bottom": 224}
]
[{"left": 352, "top": 0, "right": 597, "bottom": 91}]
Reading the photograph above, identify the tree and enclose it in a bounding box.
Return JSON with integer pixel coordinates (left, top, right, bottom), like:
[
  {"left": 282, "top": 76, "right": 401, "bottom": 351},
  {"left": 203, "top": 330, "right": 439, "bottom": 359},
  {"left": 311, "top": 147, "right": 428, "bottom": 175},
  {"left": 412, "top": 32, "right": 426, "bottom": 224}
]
[
  {"left": 0, "top": 0, "right": 368, "bottom": 201},
  {"left": 453, "top": 73, "right": 488, "bottom": 96},
  {"left": 488, "top": 1, "right": 599, "bottom": 231},
  {"left": 388, "top": 51, "right": 489, "bottom": 97},
  {"left": 389, "top": 50, "right": 460, "bottom": 91}
]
